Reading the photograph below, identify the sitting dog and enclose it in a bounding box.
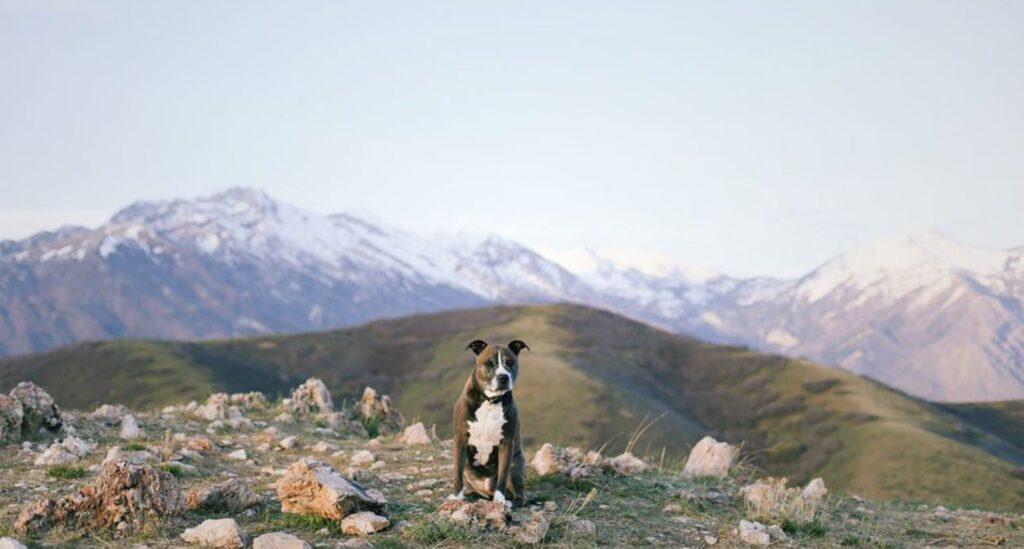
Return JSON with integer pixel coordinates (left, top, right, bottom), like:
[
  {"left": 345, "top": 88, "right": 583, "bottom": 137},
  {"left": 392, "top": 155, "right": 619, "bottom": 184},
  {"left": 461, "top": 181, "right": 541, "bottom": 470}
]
[{"left": 449, "top": 339, "right": 530, "bottom": 507}]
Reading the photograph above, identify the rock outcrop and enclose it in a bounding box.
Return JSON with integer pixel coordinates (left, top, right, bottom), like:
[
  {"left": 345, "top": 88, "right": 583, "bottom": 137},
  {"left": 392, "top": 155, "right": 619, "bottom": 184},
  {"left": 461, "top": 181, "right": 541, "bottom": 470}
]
[
  {"left": 357, "top": 387, "right": 405, "bottom": 435},
  {"left": 435, "top": 500, "right": 510, "bottom": 529},
  {"left": 289, "top": 378, "right": 333, "bottom": 415},
  {"left": 9, "top": 382, "right": 62, "bottom": 437},
  {"left": 275, "top": 457, "right": 386, "bottom": 519},
  {"left": 400, "top": 422, "right": 432, "bottom": 445},
  {"left": 682, "top": 436, "right": 738, "bottom": 478},
  {"left": 0, "top": 395, "right": 24, "bottom": 444},
  {"left": 14, "top": 460, "right": 183, "bottom": 536}
]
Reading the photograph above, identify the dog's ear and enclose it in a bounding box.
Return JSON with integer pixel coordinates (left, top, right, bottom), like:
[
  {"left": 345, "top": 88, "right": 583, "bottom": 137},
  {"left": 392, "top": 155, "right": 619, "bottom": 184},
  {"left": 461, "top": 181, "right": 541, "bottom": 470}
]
[
  {"left": 507, "top": 340, "right": 530, "bottom": 356},
  {"left": 465, "top": 339, "right": 489, "bottom": 356}
]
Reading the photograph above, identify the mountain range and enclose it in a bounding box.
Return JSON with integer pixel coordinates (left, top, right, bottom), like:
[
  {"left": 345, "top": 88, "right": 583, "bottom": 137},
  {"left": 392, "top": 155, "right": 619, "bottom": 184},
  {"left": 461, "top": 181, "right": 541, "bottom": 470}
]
[{"left": 2, "top": 187, "right": 1023, "bottom": 402}]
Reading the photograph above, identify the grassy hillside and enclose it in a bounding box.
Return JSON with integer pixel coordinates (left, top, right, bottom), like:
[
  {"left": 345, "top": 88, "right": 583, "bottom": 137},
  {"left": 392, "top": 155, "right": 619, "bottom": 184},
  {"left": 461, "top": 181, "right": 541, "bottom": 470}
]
[{"left": 2, "top": 303, "right": 1023, "bottom": 510}]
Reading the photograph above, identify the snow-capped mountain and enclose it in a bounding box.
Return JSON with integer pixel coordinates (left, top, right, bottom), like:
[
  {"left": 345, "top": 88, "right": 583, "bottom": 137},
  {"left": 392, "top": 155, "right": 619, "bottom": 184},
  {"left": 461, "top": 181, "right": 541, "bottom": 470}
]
[{"left": 2, "top": 189, "right": 1023, "bottom": 402}]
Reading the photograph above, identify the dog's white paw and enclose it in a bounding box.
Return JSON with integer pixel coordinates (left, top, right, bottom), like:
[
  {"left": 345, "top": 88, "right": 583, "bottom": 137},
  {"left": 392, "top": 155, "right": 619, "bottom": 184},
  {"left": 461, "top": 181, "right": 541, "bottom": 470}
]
[
  {"left": 493, "top": 490, "right": 512, "bottom": 508},
  {"left": 446, "top": 490, "right": 465, "bottom": 501}
]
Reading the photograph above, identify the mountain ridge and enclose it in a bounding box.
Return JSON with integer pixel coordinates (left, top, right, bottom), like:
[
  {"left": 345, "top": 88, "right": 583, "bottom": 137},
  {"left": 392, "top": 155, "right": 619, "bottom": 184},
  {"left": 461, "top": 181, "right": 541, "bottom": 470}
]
[{"left": 3, "top": 188, "right": 1024, "bottom": 402}]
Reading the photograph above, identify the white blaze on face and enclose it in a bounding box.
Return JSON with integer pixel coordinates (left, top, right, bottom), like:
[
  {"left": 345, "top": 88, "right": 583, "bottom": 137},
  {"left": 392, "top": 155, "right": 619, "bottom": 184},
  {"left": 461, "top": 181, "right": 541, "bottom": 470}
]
[
  {"left": 486, "top": 348, "right": 513, "bottom": 397},
  {"left": 467, "top": 400, "right": 507, "bottom": 466}
]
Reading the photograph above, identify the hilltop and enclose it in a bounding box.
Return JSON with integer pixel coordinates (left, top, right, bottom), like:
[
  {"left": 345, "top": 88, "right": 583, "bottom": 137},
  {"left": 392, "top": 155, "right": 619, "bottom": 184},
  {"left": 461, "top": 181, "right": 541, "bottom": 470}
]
[
  {"left": 0, "top": 378, "right": 1021, "bottom": 548},
  {"left": 2, "top": 304, "right": 1023, "bottom": 511}
]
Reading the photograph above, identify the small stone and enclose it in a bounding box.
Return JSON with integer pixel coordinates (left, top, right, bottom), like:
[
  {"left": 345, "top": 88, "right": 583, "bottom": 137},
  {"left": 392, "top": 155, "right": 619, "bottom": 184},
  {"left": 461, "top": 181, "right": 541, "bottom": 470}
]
[
  {"left": 34, "top": 443, "right": 76, "bottom": 466},
  {"left": 341, "top": 511, "right": 389, "bottom": 535},
  {"left": 338, "top": 539, "right": 372, "bottom": 549},
  {"left": 605, "top": 452, "right": 648, "bottom": 475},
  {"left": 186, "top": 478, "right": 262, "bottom": 513},
  {"left": 568, "top": 518, "right": 595, "bottom": 534},
  {"left": 278, "top": 436, "right": 298, "bottom": 450},
  {"left": 226, "top": 449, "right": 247, "bottom": 460},
  {"left": 0, "top": 537, "right": 29, "bottom": 549},
  {"left": 768, "top": 524, "right": 789, "bottom": 542},
  {"left": 683, "top": 436, "right": 738, "bottom": 479},
  {"left": 310, "top": 440, "right": 338, "bottom": 453},
  {"left": 800, "top": 477, "right": 828, "bottom": 501},
  {"left": 91, "top": 404, "right": 128, "bottom": 425},
  {"left": 400, "top": 422, "right": 432, "bottom": 445},
  {"left": 663, "top": 503, "right": 683, "bottom": 513},
  {"left": 704, "top": 535, "right": 718, "bottom": 545},
  {"left": 350, "top": 450, "right": 375, "bottom": 467},
  {"left": 180, "top": 518, "right": 246, "bottom": 548},
  {"left": 253, "top": 531, "right": 312, "bottom": 549},
  {"left": 507, "top": 511, "right": 549, "bottom": 544},
  {"left": 119, "top": 414, "right": 142, "bottom": 441},
  {"left": 738, "top": 520, "right": 770, "bottom": 545}
]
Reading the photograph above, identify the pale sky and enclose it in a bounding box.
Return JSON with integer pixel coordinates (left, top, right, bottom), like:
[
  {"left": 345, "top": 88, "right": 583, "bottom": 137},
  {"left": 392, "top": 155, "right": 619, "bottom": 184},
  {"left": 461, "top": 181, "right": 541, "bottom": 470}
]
[{"left": 1, "top": 1, "right": 1021, "bottom": 278}]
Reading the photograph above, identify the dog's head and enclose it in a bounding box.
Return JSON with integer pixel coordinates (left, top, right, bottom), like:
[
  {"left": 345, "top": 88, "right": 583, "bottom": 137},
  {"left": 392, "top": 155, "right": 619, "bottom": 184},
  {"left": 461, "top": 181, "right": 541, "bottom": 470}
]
[{"left": 465, "top": 339, "right": 530, "bottom": 399}]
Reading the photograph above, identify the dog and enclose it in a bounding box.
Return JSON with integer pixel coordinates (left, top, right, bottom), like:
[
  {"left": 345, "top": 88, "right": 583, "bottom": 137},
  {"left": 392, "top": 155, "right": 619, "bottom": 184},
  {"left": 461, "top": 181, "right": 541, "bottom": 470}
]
[{"left": 449, "top": 339, "right": 530, "bottom": 507}]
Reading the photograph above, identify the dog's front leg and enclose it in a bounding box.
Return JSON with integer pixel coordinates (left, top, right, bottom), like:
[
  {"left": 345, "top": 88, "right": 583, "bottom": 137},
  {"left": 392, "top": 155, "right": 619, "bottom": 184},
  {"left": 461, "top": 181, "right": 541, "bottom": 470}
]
[
  {"left": 448, "top": 436, "right": 467, "bottom": 501},
  {"left": 492, "top": 437, "right": 512, "bottom": 508}
]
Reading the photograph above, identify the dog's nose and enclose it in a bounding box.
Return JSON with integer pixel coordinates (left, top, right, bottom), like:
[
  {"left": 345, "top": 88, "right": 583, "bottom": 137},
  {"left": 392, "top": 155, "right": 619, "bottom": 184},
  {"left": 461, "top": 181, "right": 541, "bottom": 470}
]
[{"left": 497, "top": 374, "right": 510, "bottom": 385}]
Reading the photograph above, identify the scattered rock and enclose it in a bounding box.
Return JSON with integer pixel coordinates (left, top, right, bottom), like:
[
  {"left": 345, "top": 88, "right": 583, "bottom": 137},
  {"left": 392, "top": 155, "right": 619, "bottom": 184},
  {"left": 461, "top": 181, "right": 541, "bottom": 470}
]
[
  {"left": 253, "top": 532, "right": 312, "bottom": 549},
  {"left": 279, "top": 436, "right": 299, "bottom": 450},
  {"left": 506, "top": 511, "right": 550, "bottom": 544},
  {"left": 436, "top": 499, "right": 510, "bottom": 529},
  {"left": 705, "top": 534, "right": 719, "bottom": 545},
  {"left": 14, "top": 460, "right": 183, "bottom": 536},
  {"left": 768, "top": 524, "right": 789, "bottom": 542},
  {"left": 531, "top": 443, "right": 575, "bottom": 476},
  {"left": 605, "top": 452, "right": 649, "bottom": 475},
  {"left": 60, "top": 435, "right": 94, "bottom": 457},
  {"left": 682, "top": 436, "right": 738, "bottom": 478},
  {"left": 356, "top": 387, "right": 405, "bottom": 435},
  {"left": 0, "top": 538, "right": 28, "bottom": 549},
  {"left": 0, "top": 395, "right": 25, "bottom": 444},
  {"left": 180, "top": 518, "right": 246, "bottom": 548},
  {"left": 801, "top": 477, "right": 828, "bottom": 501},
  {"left": 275, "top": 457, "right": 386, "bottom": 519},
  {"left": 90, "top": 404, "right": 128, "bottom": 425},
  {"left": 737, "top": 519, "right": 770, "bottom": 545},
  {"left": 400, "top": 422, "right": 432, "bottom": 445},
  {"left": 338, "top": 539, "right": 372, "bottom": 549},
  {"left": 9, "top": 382, "right": 62, "bottom": 437},
  {"left": 568, "top": 518, "right": 596, "bottom": 534},
  {"left": 350, "top": 449, "right": 375, "bottom": 467},
  {"left": 102, "top": 445, "right": 156, "bottom": 466},
  {"left": 34, "top": 442, "right": 76, "bottom": 466},
  {"left": 120, "top": 414, "right": 143, "bottom": 440},
  {"left": 186, "top": 478, "right": 262, "bottom": 513},
  {"left": 310, "top": 440, "right": 338, "bottom": 453},
  {"left": 185, "top": 436, "right": 214, "bottom": 452},
  {"left": 226, "top": 449, "right": 247, "bottom": 460},
  {"left": 341, "top": 511, "right": 390, "bottom": 535},
  {"left": 663, "top": 503, "right": 683, "bottom": 513},
  {"left": 289, "top": 378, "right": 333, "bottom": 415}
]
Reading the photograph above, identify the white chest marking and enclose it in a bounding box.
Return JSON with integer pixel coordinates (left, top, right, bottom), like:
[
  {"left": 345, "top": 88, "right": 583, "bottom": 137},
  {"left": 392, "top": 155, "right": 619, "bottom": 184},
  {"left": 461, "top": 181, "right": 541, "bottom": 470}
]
[{"left": 467, "top": 400, "right": 506, "bottom": 466}]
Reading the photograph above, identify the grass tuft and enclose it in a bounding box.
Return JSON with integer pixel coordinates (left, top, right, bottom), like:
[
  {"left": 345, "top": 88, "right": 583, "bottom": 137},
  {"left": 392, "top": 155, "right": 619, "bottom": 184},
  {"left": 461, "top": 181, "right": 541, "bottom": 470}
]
[
  {"left": 47, "top": 465, "right": 87, "bottom": 479},
  {"left": 122, "top": 442, "right": 147, "bottom": 451},
  {"left": 405, "top": 519, "right": 481, "bottom": 544},
  {"left": 156, "top": 463, "right": 184, "bottom": 477}
]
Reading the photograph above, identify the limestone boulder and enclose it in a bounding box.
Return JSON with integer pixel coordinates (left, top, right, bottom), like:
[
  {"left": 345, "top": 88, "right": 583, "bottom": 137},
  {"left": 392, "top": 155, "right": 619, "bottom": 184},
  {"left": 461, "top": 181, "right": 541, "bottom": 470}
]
[
  {"left": 180, "top": 518, "right": 246, "bottom": 548},
  {"left": 275, "top": 457, "right": 385, "bottom": 519},
  {"left": 341, "top": 511, "right": 390, "bottom": 535},
  {"left": 682, "top": 436, "right": 738, "bottom": 479},
  {"left": 0, "top": 395, "right": 25, "bottom": 445},
  {"left": 289, "top": 378, "right": 333, "bottom": 415}
]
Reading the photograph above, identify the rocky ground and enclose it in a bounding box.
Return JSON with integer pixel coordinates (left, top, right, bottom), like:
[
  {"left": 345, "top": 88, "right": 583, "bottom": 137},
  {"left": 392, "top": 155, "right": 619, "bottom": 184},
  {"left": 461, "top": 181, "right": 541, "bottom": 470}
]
[{"left": 0, "top": 380, "right": 1021, "bottom": 548}]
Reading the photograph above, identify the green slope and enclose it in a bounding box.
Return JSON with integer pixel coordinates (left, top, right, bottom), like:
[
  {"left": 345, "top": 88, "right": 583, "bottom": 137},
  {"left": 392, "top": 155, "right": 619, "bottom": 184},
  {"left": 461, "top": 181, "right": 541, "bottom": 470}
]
[{"left": 2, "top": 303, "right": 1023, "bottom": 510}]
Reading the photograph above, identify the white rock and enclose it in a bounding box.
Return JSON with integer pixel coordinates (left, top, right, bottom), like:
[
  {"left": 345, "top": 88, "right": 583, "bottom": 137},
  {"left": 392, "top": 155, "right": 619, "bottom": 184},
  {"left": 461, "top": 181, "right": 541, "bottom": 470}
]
[
  {"left": 60, "top": 435, "right": 94, "bottom": 457},
  {"left": 400, "top": 422, "right": 432, "bottom": 445},
  {"left": 801, "top": 477, "right": 828, "bottom": 501},
  {"left": 768, "top": 524, "right": 789, "bottom": 542},
  {"left": 341, "top": 511, "right": 389, "bottom": 535},
  {"left": 253, "top": 531, "right": 312, "bottom": 549},
  {"left": 682, "top": 436, "right": 738, "bottom": 478},
  {"left": 310, "top": 441, "right": 339, "bottom": 453},
  {"left": 738, "top": 520, "right": 770, "bottom": 545},
  {"left": 605, "top": 452, "right": 648, "bottom": 475},
  {"left": 120, "top": 414, "right": 143, "bottom": 440},
  {"left": 279, "top": 436, "right": 298, "bottom": 450},
  {"left": 34, "top": 443, "right": 76, "bottom": 466},
  {"left": 350, "top": 449, "right": 375, "bottom": 467},
  {"left": 0, "top": 537, "right": 28, "bottom": 549},
  {"left": 226, "top": 449, "right": 247, "bottom": 460},
  {"left": 181, "top": 518, "right": 246, "bottom": 548}
]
